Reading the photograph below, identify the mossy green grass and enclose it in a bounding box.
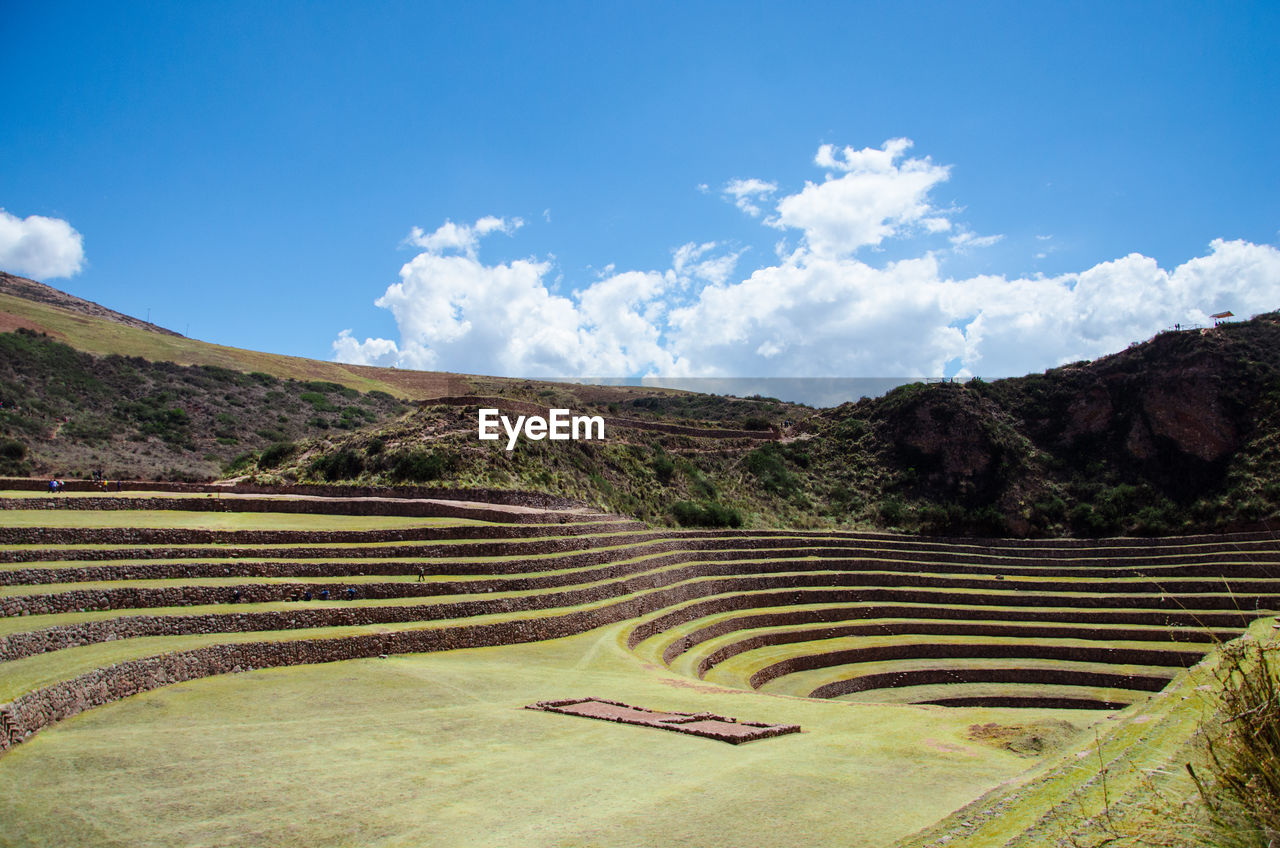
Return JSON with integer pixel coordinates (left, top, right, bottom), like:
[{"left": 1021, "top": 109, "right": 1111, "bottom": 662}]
[
  {"left": 0, "top": 621, "right": 1107, "bottom": 848},
  {"left": 898, "top": 622, "right": 1280, "bottom": 847}
]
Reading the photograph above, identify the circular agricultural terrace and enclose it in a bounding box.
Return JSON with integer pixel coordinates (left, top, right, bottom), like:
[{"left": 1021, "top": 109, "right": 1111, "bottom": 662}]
[
  {"left": 2, "top": 481, "right": 1275, "bottom": 751},
  {"left": 0, "top": 482, "right": 1277, "bottom": 846}
]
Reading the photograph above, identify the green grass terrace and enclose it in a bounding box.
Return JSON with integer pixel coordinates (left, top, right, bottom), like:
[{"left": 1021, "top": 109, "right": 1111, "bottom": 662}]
[{"left": 2, "top": 486, "right": 1279, "bottom": 846}]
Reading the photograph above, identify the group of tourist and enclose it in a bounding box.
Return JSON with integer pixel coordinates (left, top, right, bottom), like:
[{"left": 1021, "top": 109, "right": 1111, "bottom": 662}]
[{"left": 46, "top": 476, "right": 123, "bottom": 492}]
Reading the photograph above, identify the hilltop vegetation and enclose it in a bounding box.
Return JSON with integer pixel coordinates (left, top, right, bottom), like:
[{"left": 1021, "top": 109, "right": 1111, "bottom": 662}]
[
  {"left": 0, "top": 270, "right": 779, "bottom": 406},
  {"left": 0, "top": 329, "right": 407, "bottom": 480},
  {"left": 262, "top": 313, "right": 1280, "bottom": 535},
  {"left": 815, "top": 312, "right": 1280, "bottom": 536},
  {"left": 2, "top": 273, "right": 1278, "bottom": 536},
  {"left": 250, "top": 394, "right": 811, "bottom": 527}
]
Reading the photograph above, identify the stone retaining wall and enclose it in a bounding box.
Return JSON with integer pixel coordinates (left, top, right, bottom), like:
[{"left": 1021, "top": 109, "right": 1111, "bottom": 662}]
[
  {"left": 626, "top": 591, "right": 1268, "bottom": 649},
  {"left": 922, "top": 695, "right": 1134, "bottom": 710},
  {"left": 0, "top": 529, "right": 668, "bottom": 565},
  {"left": 680, "top": 617, "right": 1241, "bottom": 671},
  {"left": 0, "top": 550, "right": 714, "bottom": 660},
  {"left": 10, "top": 554, "right": 1275, "bottom": 618},
  {"left": 0, "top": 538, "right": 687, "bottom": 586},
  {"left": 0, "top": 520, "right": 644, "bottom": 547},
  {"left": 4, "top": 549, "right": 1268, "bottom": 660},
  {"left": 0, "top": 495, "right": 583, "bottom": 524},
  {"left": 807, "top": 667, "right": 1174, "bottom": 700},
  {"left": 0, "top": 478, "right": 585, "bottom": 510},
  {"left": 746, "top": 642, "right": 1203, "bottom": 690},
  {"left": 0, "top": 597, "right": 648, "bottom": 754},
  {"left": 674, "top": 527, "right": 1280, "bottom": 549}
]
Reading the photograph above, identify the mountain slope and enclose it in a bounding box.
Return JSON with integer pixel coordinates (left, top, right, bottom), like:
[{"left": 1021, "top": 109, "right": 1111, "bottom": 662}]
[
  {"left": 790, "top": 313, "right": 1280, "bottom": 535},
  {"left": 276, "top": 313, "right": 1280, "bottom": 535},
  {"left": 0, "top": 274, "right": 812, "bottom": 484},
  {"left": 0, "top": 271, "right": 467, "bottom": 398},
  {"left": 4, "top": 271, "right": 1277, "bottom": 535},
  {"left": 0, "top": 329, "right": 410, "bottom": 480},
  {"left": 0, "top": 271, "right": 183, "bottom": 337}
]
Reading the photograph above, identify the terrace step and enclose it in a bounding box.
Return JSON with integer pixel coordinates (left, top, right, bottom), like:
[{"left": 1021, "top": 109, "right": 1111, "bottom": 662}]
[{"left": 2, "top": 487, "right": 1279, "bottom": 757}]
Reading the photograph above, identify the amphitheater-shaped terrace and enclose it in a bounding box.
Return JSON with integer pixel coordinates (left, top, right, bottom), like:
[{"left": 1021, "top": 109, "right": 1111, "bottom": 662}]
[{"left": 1, "top": 481, "right": 1277, "bottom": 846}]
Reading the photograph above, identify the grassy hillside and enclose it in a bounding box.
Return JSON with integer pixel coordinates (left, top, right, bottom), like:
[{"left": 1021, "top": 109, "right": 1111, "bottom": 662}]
[
  {"left": 0, "top": 286, "right": 445, "bottom": 398},
  {"left": 5, "top": 272, "right": 1278, "bottom": 535},
  {"left": 0, "top": 271, "right": 728, "bottom": 406},
  {"left": 806, "top": 312, "right": 1280, "bottom": 536},
  {"left": 900, "top": 619, "right": 1280, "bottom": 848},
  {"left": 271, "top": 314, "right": 1280, "bottom": 534},
  {"left": 0, "top": 329, "right": 408, "bottom": 480}
]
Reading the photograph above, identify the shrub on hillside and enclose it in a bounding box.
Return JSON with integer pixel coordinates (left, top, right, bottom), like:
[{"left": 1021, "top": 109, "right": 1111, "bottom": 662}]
[
  {"left": 652, "top": 451, "right": 675, "bottom": 485},
  {"left": 389, "top": 448, "right": 457, "bottom": 483},
  {"left": 303, "top": 380, "right": 347, "bottom": 395},
  {"left": 879, "top": 497, "right": 908, "bottom": 526},
  {"left": 918, "top": 501, "right": 966, "bottom": 534},
  {"left": 309, "top": 448, "right": 364, "bottom": 481},
  {"left": 672, "top": 500, "right": 743, "bottom": 528},
  {"left": 0, "top": 438, "right": 28, "bottom": 476},
  {"left": 258, "top": 441, "right": 296, "bottom": 469},
  {"left": 745, "top": 443, "right": 798, "bottom": 495},
  {"left": 299, "top": 392, "right": 336, "bottom": 411},
  {"left": 225, "top": 452, "right": 257, "bottom": 474}
]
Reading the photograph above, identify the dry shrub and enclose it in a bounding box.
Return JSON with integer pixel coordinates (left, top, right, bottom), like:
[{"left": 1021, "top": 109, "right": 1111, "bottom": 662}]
[{"left": 1192, "top": 637, "right": 1280, "bottom": 847}]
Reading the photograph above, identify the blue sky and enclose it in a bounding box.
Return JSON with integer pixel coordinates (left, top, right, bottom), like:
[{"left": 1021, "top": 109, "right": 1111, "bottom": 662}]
[{"left": 2, "top": 2, "right": 1278, "bottom": 387}]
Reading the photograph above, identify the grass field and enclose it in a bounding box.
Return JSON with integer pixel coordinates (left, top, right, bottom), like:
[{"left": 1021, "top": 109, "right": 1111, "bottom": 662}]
[{"left": 0, "top": 622, "right": 1104, "bottom": 848}]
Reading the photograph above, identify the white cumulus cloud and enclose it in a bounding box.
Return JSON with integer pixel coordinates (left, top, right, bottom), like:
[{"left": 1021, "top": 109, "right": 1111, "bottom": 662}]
[
  {"left": 334, "top": 215, "right": 691, "bottom": 376},
  {"left": 332, "top": 330, "right": 400, "bottom": 368},
  {"left": 0, "top": 209, "right": 85, "bottom": 279},
  {"left": 333, "top": 144, "right": 1280, "bottom": 392},
  {"left": 771, "top": 138, "right": 952, "bottom": 257},
  {"left": 403, "top": 216, "right": 523, "bottom": 259}
]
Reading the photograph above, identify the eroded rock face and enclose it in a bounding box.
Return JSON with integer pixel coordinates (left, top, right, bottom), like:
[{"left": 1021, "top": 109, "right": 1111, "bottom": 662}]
[
  {"left": 898, "top": 400, "right": 995, "bottom": 482},
  {"left": 1140, "top": 372, "right": 1238, "bottom": 463},
  {"left": 1063, "top": 387, "right": 1114, "bottom": 441},
  {"left": 1125, "top": 419, "right": 1156, "bottom": 461},
  {"left": 1045, "top": 354, "right": 1243, "bottom": 477},
  {"left": 883, "top": 390, "right": 1024, "bottom": 504}
]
